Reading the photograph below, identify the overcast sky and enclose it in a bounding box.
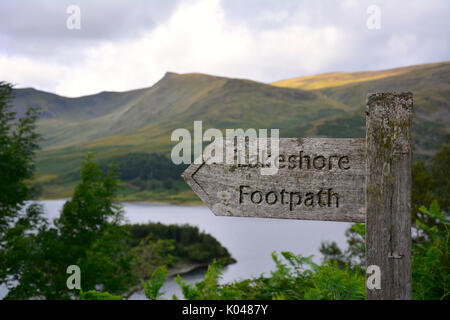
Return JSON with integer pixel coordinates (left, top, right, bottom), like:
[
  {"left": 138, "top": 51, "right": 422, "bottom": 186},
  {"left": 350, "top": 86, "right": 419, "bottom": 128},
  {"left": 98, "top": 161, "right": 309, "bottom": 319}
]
[{"left": 0, "top": 0, "right": 449, "bottom": 97}]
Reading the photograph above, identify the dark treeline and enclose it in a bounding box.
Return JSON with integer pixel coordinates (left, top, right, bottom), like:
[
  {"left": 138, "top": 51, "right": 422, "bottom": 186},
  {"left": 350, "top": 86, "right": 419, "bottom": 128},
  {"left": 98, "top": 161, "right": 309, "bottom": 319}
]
[{"left": 98, "top": 152, "right": 188, "bottom": 190}]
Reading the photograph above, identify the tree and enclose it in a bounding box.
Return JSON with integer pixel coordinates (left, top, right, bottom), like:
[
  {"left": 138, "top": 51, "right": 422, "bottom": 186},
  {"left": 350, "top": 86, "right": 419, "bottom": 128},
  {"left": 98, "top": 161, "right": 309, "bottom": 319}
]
[
  {"left": 428, "top": 141, "right": 450, "bottom": 213},
  {"left": 0, "top": 81, "right": 40, "bottom": 238},
  {"left": 0, "top": 82, "right": 44, "bottom": 297},
  {"left": 412, "top": 135, "right": 450, "bottom": 222},
  {"left": 55, "top": 155, "right": 137, "bottom": 295},
  {"left": 1, "top": 154, "right": 137, "bottom": 299},
  {"left": 412, "top": 138, "right": 450, "bottom": 241},
  {"left": 412, "top": 201, "right": 449, "bottom": 300},
  {"left": 55, "top": 153, "right": 125, "bottom": 260}
]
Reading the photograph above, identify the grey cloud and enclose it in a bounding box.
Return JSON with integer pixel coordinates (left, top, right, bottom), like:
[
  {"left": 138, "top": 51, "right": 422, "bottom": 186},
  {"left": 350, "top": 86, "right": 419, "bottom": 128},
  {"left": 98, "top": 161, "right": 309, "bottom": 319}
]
[
  {"left": 0, "top": 0, "right": 179, "bottom": 57},
  {"left": 0, "top": 0, "right": 448, "bottom": 96}
]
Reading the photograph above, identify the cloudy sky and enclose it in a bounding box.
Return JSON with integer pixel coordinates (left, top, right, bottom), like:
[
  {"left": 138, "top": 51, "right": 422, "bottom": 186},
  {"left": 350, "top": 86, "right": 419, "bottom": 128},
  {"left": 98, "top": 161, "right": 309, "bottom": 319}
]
[{"left": 0, "top": 0, "right": 449, "bottom": 97}]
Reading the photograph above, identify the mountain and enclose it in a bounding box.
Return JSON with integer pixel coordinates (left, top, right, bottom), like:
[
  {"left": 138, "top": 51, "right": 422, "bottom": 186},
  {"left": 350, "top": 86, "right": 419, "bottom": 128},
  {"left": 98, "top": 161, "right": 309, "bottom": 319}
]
[
  {"left": 13, "top": 73, "right": 348, "bottom": 149},
  {"left": 272, "top": 61, "right": 450, "bottom": 155},
  {"left": 10, "top": 61, "right": 450, "bottom": 199}
]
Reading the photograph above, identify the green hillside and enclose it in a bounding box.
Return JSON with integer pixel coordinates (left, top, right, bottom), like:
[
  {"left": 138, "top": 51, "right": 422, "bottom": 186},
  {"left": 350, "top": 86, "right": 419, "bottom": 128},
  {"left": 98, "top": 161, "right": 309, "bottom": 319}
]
[
  {"left": 11, "top": 61, "right": 450, "bottom": 200},
  {"left": 272, "top": 61, "right": 450, "bottom": 157},
  {"left": 14, "top": 72, "right": 349, "bottom": 149}
]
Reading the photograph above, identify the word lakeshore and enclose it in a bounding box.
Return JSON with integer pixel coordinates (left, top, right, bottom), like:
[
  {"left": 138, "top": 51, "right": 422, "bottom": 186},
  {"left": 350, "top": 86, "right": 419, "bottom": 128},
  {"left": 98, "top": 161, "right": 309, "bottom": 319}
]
[{"left": 239, "top": 151, "right": 351, "bottom": 171}]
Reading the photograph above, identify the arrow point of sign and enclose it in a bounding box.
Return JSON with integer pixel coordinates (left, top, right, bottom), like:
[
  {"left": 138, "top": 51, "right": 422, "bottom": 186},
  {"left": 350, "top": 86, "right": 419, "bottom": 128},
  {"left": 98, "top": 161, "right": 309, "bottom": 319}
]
[{"left": 181, "top": 162, "right": 211, "bottom": 206}]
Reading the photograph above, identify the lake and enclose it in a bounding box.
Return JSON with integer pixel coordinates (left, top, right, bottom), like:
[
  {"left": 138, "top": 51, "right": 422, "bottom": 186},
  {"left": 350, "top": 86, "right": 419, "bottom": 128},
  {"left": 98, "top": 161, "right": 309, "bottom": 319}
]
[{"left": 0, "top": 200, "right": 352, "bottom": 299}]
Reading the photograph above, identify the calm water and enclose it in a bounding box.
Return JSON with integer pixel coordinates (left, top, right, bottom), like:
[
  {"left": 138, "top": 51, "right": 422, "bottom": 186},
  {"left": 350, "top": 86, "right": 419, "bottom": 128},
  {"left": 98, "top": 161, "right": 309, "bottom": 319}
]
[{"left": 1, "top": 200, "right": 351, "bottom": 299}]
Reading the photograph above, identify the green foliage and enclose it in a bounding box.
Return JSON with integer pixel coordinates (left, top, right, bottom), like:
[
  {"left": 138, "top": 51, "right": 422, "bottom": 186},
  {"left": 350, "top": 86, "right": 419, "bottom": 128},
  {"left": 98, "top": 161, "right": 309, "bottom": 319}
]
[
  {"left": 142, "top": 266, "right": 168, "bottom": 300},
  {"left": 428, "top": 141, "right": 450, "bottom": 211},
  {"left": 0, "top": 82, "right": 46, "bottom": 297},
  {"left": 412, "top": 136, "right": 450, "bottom": 223},
  {"left": 316, "top": 113, "right": 365, "bottom": 138},
  {"left": 344, "top": 223, "right": 366, "bottom": 265},
  {"left": 351, "top": 223, "right": 365, "bottom": 237},
  {"left": 174, "top": 253, "right": 365, "bottom": 300},
  {"left": 129, "top": 223, "right": 233, "bottom": 264},
  {"left": 412, "top": 161, "right": 437, "bottom": 216},
  {"left": 321, "top": 200, "right": 449, "bottom": 300},
  {"left": 131, "top": 236, "right": 176, "bottom": 280},
  {"left": 0, "top": 81, "right": 41, "bottom": 237},
  {"left": 412, "top": 201, "right": 449, "bottom": 300},
  {"left": 56, "top": 154, "right": 124, "bottom": 240},
  {"left": 0, "top": 203, "right": 51, "bottom": 299},
  {"left": 80, "top": 223, "right": 137, "bottom": 295},
  {"left": 1, "top": 155, "right": 138, "bottom": 299},
  {"left": 53, "top": 154, "right": 137, "bottom": 296},
  {"left": 98, "top": 152, "right": 188, "bottom": 189},
  {"left": 175, "top": 259, "right": 226, "bottom": 300},
  {"left": 1, "top": 151, "right": 231, "bottom": 299},
  {"left": 320, "top": 222, "right": 365, "bottom": 268},
  {"left": 304, "top": 262, "right": 365, "bottom": 300},
  {"left": 80, "top": 289, "right": 123, "bottom": 300}
]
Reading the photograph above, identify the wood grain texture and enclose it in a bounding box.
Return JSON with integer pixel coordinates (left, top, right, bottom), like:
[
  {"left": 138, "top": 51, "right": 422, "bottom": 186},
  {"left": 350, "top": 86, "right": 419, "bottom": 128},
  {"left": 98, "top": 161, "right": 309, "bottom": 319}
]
[
  {"left": 365, "top": 92, "right": 413, "bottom": 300},
  {"left": 182, "top": 138, "right": 366, "bottom": 222}
]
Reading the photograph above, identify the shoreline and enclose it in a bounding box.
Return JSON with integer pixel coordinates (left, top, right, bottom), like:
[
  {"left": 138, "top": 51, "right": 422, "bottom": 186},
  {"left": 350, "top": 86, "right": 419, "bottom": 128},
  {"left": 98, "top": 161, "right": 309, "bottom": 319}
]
[
  {"left": 166, "top": 256, "right": 237, "bottom": 278},
  {"left": 34, "top": 198, "right": 205, "bottom": 207},
  {"left": 126, "top": 257, "right": 237, "bottom": 299},
  {"left": 120, "top": 200, "right": 205, "bottom": 207}
]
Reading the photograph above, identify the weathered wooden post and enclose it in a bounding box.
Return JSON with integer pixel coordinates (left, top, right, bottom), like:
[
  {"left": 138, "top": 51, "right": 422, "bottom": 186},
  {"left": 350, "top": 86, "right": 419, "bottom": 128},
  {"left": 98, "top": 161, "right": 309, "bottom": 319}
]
[{"left": 365, "top": 92, "right": 413, "bottom": 300}]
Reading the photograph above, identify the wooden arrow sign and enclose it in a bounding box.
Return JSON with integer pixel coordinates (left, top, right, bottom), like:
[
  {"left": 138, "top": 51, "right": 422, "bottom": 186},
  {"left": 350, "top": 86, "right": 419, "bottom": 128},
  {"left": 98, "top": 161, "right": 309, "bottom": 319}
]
[{"left": 182, "top": 137, "right": 366, "bottom": 222}]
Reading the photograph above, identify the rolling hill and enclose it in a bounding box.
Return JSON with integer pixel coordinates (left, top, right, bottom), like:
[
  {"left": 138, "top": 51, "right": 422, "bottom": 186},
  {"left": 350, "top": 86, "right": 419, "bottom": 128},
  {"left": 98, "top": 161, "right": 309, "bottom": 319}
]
[
  {"left": 272, "top": 61, "right": 450, "bottom": 155},
  {"left": 10, "top": 61, "right": 450, "bottom": 200}
]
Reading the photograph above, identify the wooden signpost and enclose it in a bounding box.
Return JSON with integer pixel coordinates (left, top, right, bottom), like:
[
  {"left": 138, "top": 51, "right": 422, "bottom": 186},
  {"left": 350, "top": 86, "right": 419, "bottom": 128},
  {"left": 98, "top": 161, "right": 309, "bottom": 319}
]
[{"left": 182, "top": 92, "right": 413, "bottom": 300}]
